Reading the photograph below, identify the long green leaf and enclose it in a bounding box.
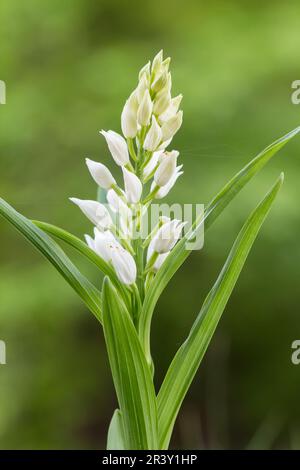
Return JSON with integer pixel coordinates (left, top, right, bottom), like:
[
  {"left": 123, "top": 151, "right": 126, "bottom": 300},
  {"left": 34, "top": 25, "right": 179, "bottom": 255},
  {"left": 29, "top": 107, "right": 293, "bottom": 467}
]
[
  {"left": 139, "top": 127, "right": 300, "bottom": 364},
  {"left": 0, "top": 198, "right": 102, "bottom": 322},
  {"left": 102, "top": 277, "right": 158, "bottom": 449},
  {"left": 157, "top": 173, "right": 284, "bottom": 449},
  {"left": 33, "top": 220, "right": 130, "bottom": 308},
  {"left": 107, "top": 409, "right": 125, "bottom": 450}
]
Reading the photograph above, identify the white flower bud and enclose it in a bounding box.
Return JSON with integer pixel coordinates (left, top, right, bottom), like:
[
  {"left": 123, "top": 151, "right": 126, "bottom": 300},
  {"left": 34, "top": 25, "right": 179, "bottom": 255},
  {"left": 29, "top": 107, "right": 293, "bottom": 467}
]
[
  {"left": 85, "top": 158, "right": 116, "bottom": 189},
  {"left": 107, "top": 189, "right": 132, "bottom": 237},
  {"left": 161, "top": 57, "right": 171, "bottom": 73},
  {"left": 159, "top": 94, "right": 182, "bottom": 122},
  {"left": 139, "top": 61, "right": 151, "bottom": 81},
  {"left": 143, "top": 116, "right": 162, "bottom": 152},
  {"left": 137, "top": 89, "right": 153, "bottom": 126},
  {"left": 136, "top": 74, "right": 149, "bottom": 103},
  {"left": 151, "top": 70, "right": 168, "bottom": 94},
  {"left": 152, "top": 165, "right": 183, "bottom": 198},
  {"left": 143, "top": 150, "right": 162, "bottom": 179},
  {"left": 149, "top": 219, "right": 185, "bottom": 254},
  {"left": 153, "top": 87, "right": 171, "bottom": 115},
  {"left": 100, "top": 130, "right": 129, "bottom": 166},
  {"left": 161, "top": 111, "right": 183, "bottom": 141},
  {"left": 121, "top": 92, "right": 138, "bottom": 138},
  {"left": 109, "top": 243, "right": 137, "bottom": 285},
  {"left": 107, "top": 188, "right": 127, "bottom": 212},
  {"left": 122, "top": 167, "right": 142, "bottom": 203},
  {"left": 70, "top": 198, "right": 113, "bottom": 230},
  {"left": 151, "top": 50, "right": 163, "bottom": 77},
  {"left": 92, "top": 229, "right": 117, "bottom": 262},
  {"left": 154, "top": 150, "right": 179, "bottom": 187}
]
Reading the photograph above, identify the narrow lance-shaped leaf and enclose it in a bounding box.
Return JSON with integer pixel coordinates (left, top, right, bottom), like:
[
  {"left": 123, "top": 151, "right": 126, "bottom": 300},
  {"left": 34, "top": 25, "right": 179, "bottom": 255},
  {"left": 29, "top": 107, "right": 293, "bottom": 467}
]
[
  {"left": 102, "top": 277, "right": 158, "bottom": 450},
  {"left": 139, "top": 127, "right": 300, "bottom": 364},
  {"left": 157, "top": 173, "right": 284, "bottom": 449},
  {"left": 0, "top": 198, "right": 102, "bottom": 322}
]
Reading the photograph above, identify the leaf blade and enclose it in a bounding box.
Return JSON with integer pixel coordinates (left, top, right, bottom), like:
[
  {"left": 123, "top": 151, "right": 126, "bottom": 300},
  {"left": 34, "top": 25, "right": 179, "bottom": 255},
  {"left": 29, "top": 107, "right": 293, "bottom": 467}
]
[
  {"left": 102, "top": 277, "right": 158, "bottom": 450},
  {"left": 157, "top": 173, "right": 284, "bottom": 449},
  {"left": 0, "top": 198, "right": 102, "bottom": 322}
]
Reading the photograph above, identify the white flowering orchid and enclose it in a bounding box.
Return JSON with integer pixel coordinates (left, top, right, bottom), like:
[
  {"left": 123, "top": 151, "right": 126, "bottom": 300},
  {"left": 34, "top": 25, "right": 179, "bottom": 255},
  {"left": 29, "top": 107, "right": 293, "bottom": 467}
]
[{"left": 1, "top": 50, "right": 298, "bottom": 451}]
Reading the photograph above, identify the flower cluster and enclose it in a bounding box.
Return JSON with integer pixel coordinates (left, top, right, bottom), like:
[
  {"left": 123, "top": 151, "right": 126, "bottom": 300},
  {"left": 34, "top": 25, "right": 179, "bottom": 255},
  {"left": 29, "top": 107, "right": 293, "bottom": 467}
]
[{"left": 70, "top": 51, "right": 184, "bottom": 287}]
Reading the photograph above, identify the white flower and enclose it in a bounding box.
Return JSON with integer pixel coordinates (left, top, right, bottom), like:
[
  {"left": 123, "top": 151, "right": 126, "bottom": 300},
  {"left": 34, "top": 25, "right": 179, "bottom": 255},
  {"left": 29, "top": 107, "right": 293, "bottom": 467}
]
[
  {"left": 153, "top": 86, "right": 171, "bottom": 115},
  {"left": 151, "top": 70, "right": 168, "bottom": 93},
  {"left": 107, "top": 188, "right": 127, "bottom": 212},
  {"left": 151, "top": 50, "right": 163, "bottom": 77},
  {"left": 107, "top": 188, "right": 132, "bottom": 236},
  {"left": 122, "top": 167, "right": 142, "bottom": 203},
  {"left": 161, "top": 110, "right": 183, "bottom": 141},
  {"left": 70, "top": 198, "right": 112, "bottom": 230},
  {"left": 137, "top": 89, "right": 153, "bottom": 126},
  {"left": 159, "top": 94, "right": 182, "bottom": 122},
  {"left": 154, "top": 150, "right": 179, "bottom": 187},
  {"left": 149, "top": 219, "right": 185, "bottom": 254},
  {"left": 100, "top": 130, "right": 129, "bottom": 166},
  {"left": 121, "top": 92, "right": 138, "bottom": 138},
  {"left": 161, "top": 57, "right": 171, "bottom": 73},
  {"left": 93, "top": 229, "right": 117, "bottom": 262},
  {"left": 143, "top": 150, "right": 162, "bottom": 179},
  {"left": 153, "top": 165, "right": 183, "bottom": 198},
  {"left": 143, "top": 116, "right": 162, "bottom": 151},
  {"left": 139, "top": 61, "right": 151, "bottom": 81},
  {"left": 88, "top": 229, "right": 135, "bottom": 284},
  {"left": 109, "top": 243, "right": 137, "bottom": 285},
  {"left": 136, "top": 73, "right": 149, "bottom": 103},
  {"left": 85, "top": 158, "right": 116, "bottom": 189}
]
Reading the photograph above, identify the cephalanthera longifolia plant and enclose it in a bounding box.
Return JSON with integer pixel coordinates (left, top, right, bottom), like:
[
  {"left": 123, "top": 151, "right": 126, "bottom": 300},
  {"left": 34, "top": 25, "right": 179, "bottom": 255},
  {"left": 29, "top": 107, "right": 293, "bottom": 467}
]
[{"left": 0, "top": 50, "right": 299, "bottom": 450}]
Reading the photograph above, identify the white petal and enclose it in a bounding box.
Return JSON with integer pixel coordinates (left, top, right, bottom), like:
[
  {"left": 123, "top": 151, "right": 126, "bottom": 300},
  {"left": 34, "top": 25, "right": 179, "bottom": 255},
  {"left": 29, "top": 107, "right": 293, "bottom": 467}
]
[
  {"left": 121, "top": 93, "right": 138, "bottom": 138},
  {"left": 100, "top": 130, "right": 129, "bottom": 166},
  {"left": 70, "top": 198, "right": 112, "bottom": 229},
  {"left": 122, "top": 167, "right": 142, "bottom": 203},
  {"left": 150, "top": 219, "right": 185, "bottom": 253},
  {"left": 110, "top": 244, "right": 137, "bottom": 285},
  {"left": 93, "top": 229, "right": 117, "bottom": 262},
  {"left": 143, "top": 150, "right": 162, "bottom": 179},
  {"left": 143, "top": 116, "right": 162, "bottom": 152},
  {"left": 137, "top": 90, "right": 153, "bottom": 126},
  {"left": 154, "top": 150, "right": 179, "bottom": 187},
  {"left": 85, "top": 158, "right": 116, "bottom": 189},
  {"left": 155, "top": 168, "right": 183, "bottom": 198},
  {"left": 161, "top": 111, "right": 183, "bottom": 141}
]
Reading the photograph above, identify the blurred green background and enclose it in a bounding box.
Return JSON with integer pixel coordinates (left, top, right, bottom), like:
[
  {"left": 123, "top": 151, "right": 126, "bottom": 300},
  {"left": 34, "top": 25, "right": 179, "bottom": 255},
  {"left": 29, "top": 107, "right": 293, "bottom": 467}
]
[{"left": 1, "top": 0, "right": 300, "bottom": 449}]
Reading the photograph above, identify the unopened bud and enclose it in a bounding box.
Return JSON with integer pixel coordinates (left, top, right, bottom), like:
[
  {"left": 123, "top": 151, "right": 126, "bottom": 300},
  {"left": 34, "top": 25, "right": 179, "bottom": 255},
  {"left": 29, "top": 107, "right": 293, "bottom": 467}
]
[
  {"left": 154, "top": 150, "right": 179, "bottom": 187},
  {"left": 137, "top": 89, "right": 153, "bottom": 126},
  {"left": 161, "top": 110, "right": 183, "bottom": 141},
  {"left": 121, "top": 92, "right": 138, "bottom": 138},
  {"left": 144, "top": 116, "right": 162, "bottom": 151}
]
